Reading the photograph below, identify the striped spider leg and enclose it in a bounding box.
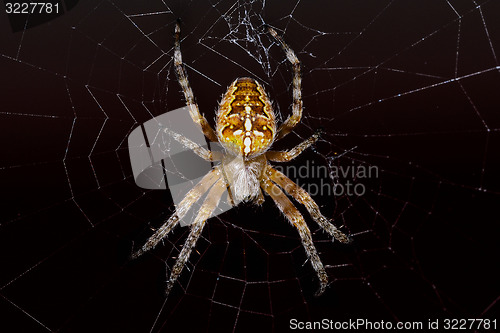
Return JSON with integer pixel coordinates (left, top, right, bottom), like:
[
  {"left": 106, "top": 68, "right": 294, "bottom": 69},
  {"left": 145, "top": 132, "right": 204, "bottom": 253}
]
[{"left": 132, "top": 22, "right": 350, "bottom": 297}]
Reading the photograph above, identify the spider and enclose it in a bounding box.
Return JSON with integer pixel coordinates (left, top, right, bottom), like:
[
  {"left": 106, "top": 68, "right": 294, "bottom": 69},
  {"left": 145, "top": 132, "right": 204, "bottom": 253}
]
[{"left": 132, "top": 22, "right": 350, "bottom": 297}]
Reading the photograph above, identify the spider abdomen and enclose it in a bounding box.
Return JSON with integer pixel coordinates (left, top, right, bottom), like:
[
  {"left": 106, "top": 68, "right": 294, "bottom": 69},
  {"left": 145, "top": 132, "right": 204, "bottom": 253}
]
[{"left": 217, "top": 78, "right": 276, "bottom": 158}]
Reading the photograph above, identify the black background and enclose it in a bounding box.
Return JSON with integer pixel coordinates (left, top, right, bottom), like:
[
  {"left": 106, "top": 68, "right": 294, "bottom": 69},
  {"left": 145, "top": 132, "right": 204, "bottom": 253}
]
[{"left": 1, "top": 1, "right": 499, "bottom": 332}]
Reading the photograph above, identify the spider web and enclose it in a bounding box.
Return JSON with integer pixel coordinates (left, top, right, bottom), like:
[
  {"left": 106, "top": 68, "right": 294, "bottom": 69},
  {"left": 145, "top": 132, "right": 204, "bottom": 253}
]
[{"left": 1, "top": 0, "right": 500, "bottom": 332}]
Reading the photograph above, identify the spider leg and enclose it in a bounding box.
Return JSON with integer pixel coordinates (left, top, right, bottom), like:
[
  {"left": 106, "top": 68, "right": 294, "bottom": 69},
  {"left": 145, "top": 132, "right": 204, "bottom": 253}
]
[
  {"left": 267, "top": 166, "right": 351, "bottom": 244},
  {"left": 165, "top": 128, "right": 222, "bottom": 162},
  {"left": 131, "top": 167, "right": 221, "bottom": 259},
  {"left": 255, "top": 188, "right": 265, "bottom": 205},
  {"left": 174, "top": 22, "right": 218, "bottom": 142},
  {"left": 268, "top": 27, "right": 302, "bottom": 141},
  {"left": 165, "top": 177, "right": 227, "bottom": 296},
  {"left": 266, "top": 129, "right": 322, "bottom": 162},
  {"left": 261, "top": 176, "right": 328, "bottom": 296}
]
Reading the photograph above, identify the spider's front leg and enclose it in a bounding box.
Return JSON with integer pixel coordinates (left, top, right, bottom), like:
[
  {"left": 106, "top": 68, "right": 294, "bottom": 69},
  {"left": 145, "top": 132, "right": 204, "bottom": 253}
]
[
  {"left": 268, "top": 166, "right": 351, "bottom": 244},
  {"left": 131, "top": 167, "right": 221, "bottom": 259},
  {"left": 265, "top": 129, "right": 350, "bottom": 243},
  {"left": 261, "top": 177, "right": 329, "bottom": 296},
  {"left": 165, "top": 178, "right": 227, "bottom": 296}
]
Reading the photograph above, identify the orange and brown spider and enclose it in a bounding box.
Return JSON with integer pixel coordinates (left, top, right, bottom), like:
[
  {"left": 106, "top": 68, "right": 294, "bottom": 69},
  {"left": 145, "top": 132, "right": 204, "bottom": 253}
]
[{"left": 132, "top": 22, "right": 351, "bottom": 297}]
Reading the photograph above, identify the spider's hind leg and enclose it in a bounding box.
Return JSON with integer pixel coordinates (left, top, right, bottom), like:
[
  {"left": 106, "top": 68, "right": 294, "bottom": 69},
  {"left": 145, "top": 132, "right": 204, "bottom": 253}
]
[
  {"left": 174, "top": 22, "right": 218, "bottom": 142},
  {"left": 268, "top": 26, "right": 302, "bottom": 141}
]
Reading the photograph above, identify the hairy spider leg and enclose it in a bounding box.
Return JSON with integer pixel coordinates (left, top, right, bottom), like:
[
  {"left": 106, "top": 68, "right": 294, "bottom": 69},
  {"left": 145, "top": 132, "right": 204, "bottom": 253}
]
[
  {"left": 134, "top": 22, "right": 349, "bottom": 298},
  {"left": 165, "top": 178, "right": 227, "bottom": 296},
  {"left": 164, "top": 128, "right": 223, "bottom": 162},
  {"left": 261, "top": 177, "right": 329, "bottom": 296},
  {"left": 266, "top": 129, "right": 322, "bottom": 162},
  {"left": 174, "top": 22, "right": 218, "bottom": 142},
  {"left": 131, "top": 167, "right": 221, "bottom": 259},
  {"left": 268, "top": 27, "right": 302, "bottom": 141},
  {"left": 268, "top": 166, "right": 351, "bottom": 244}
]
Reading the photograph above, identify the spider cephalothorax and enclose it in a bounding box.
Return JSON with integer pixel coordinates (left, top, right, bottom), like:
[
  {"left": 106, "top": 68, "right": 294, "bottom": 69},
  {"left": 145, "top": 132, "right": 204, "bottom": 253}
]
[{"left": 132, "top": 23, "right": 350, "bottom": 297}]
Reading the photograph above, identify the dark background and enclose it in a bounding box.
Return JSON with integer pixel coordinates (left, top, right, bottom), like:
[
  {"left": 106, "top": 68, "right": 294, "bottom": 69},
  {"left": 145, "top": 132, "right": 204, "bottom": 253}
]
[{"left": 1, "top": 0, "right": 499, "bottom": 332}]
